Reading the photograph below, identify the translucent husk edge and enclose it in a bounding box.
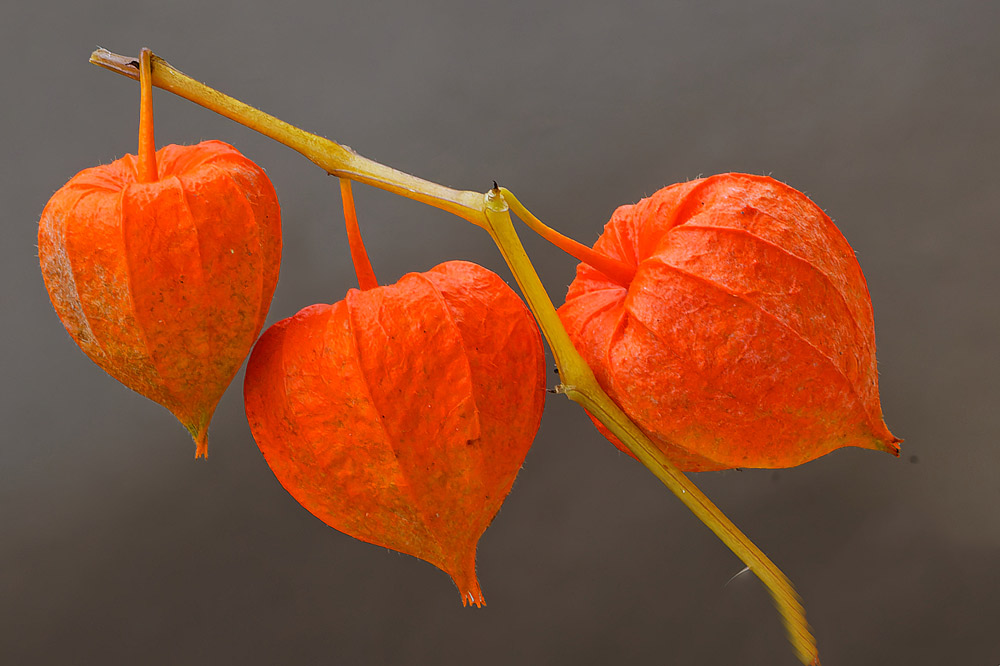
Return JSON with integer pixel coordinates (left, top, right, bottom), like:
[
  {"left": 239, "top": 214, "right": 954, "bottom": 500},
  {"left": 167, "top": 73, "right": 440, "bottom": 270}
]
[{"left": 89, "top": 48, "right": 819, "bottom": 665}]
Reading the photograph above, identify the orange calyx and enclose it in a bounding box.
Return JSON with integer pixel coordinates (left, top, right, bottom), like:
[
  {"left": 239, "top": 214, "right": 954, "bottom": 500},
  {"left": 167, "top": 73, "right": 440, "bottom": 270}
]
[
  {"left": 243, "top": 261, "right": 546, "bottom": 607},
  {"left": 558, "top": 173, "right": 900, "bottom": 471},
  {"left": 38, "top": 140, "right": 282, "bottom": 458}
]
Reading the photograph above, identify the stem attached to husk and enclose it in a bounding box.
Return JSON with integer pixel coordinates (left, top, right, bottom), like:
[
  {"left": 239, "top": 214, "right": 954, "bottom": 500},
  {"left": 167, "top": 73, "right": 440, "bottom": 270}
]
[
  {"left": 90, "top": 48, "right": 819, "bottom": 666},
  {"left": 136, "top": 48, "right": 158, "bottom": 183},
  {"left": 481, "top": 196, "right": 819, "bottom": 666},
  {"left": 91, "top": 48, "right": 486, "bottom": 228},
  {"left": 340, "top": 178, "right": 379, "bottom": 291},
  {"left": 498, "top": 188, "right": 635, "bottom": 287}
]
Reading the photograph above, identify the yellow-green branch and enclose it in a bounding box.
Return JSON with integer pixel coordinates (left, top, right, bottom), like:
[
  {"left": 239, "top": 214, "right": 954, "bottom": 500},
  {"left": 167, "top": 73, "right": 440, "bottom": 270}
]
[
  {"left": 89, "top": 47, "right": 819, "bottom": 665},
  {"left": 90, "top": 48, "right": 486, "bottom": 228},
  {"left": 482, "top": 195, "right": 817, "bottom": 666}
]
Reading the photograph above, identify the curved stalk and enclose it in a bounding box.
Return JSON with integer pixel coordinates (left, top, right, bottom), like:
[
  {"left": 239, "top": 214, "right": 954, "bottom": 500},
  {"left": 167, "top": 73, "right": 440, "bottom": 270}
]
[
  {"left": 499, "top": 188, "right": 635, "bottom": 286},
  {"left": 89, "top": 48, "right": 819, "bottom": 665},
  {"left": 340, "top": 179, "right": 379, "bottom": 291}
]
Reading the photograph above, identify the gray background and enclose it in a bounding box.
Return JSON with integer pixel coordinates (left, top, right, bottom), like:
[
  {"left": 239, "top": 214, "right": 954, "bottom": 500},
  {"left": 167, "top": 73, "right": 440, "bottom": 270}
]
[{"left": 3, "top": 1, "right": 997, "bottom": 664}]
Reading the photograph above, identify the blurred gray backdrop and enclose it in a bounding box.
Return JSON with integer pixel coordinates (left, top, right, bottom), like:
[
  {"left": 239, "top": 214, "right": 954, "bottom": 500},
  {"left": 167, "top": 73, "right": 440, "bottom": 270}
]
[{"left": 3, "top": 1, "right": 998, "bottom": 664}]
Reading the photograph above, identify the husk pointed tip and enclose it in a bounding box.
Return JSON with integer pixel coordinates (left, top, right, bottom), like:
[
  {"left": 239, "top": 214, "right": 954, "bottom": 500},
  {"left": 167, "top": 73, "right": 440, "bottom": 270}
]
[
  {"left": 191, "top": 424, "right": 209, "bottom": 459},
  {"left": 871, "top": 418, "right": 902, "bottom": 457},
  {"left": 458, "top": 581, "right": 485, "bottom": 609},
  {"left": 450, "top": 551, "right": 485, "bottom": 608},
  {"left": 848, "top": 428, "right": 900, "bottom": 460},
  {"left": 879, "top": 434, "right": 902, "bottom": 457}
]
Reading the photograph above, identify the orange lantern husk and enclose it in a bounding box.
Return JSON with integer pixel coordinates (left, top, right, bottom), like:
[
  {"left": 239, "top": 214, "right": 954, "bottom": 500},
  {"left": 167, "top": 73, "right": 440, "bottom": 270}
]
[
  {"left": 244, "top": 260, "right": 546, "bottom": 605},
  {"left": 558, "top": 173, "right": 900, "bottom": 471},
  {"left": 38, "top": 50, "right": 281, "bottom": 456}
]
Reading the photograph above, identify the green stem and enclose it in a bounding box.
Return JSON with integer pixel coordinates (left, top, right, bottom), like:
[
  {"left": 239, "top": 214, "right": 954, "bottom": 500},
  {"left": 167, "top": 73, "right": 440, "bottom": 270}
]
[
  {"left": 89, "top": 48, "right": 819, "bottom": 665},
  {"left": 482, "top": 197, "right": 818, "bottom": 666},
  {"left": 90, "top": 48, "right": 487, "bottom": 228}
]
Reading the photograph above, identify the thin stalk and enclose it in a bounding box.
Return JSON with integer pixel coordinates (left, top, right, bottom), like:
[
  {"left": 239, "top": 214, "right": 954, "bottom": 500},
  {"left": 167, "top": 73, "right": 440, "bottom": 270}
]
[
  {"left": 340, "top": 178, "right": 378, "bottom": 291},
  {"left": 90, "top": 48, "right": 818, "bottom": 665},
  {"left": 90, "top": 48, "right": 487, "bottom": 228},
  {"left": 136, "top": 48, "right": 157, "bottom": 183},
  {"left": 499, "top": 188, "right": 634, "bottom": 286}
]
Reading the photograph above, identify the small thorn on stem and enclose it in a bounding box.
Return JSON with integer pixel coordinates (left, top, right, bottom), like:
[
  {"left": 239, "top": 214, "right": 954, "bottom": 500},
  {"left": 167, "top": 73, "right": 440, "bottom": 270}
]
[{"left": 724, "top": 565, "right": 752, "bottom": 588}]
